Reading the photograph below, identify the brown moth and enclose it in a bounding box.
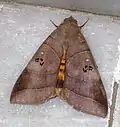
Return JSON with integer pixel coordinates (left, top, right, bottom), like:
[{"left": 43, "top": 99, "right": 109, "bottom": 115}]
[{"left": 10, "top": 16, "right": 108, "bottom": 118}]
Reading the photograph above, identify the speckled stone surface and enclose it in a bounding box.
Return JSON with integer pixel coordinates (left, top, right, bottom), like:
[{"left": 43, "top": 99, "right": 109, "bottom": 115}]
[{"left": 0, "top": 2, "right": 120, "bottom": 127}]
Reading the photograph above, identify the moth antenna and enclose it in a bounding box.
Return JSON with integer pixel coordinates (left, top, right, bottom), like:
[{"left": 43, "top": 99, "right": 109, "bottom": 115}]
[
  {"left": 50, "top": 20, "right": 58, "bottom": 27},
  {"left": 79, "top": 18, "right": 89, "bottom": 28}
]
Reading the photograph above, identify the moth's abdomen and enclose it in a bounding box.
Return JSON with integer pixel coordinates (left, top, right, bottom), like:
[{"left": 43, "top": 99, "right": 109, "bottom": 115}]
[
  {"left": 56, "top": 49, "right": 66, "bottom": 88},
  {"left": 58, "top": 59, "right": 66, "bottom": 80}
]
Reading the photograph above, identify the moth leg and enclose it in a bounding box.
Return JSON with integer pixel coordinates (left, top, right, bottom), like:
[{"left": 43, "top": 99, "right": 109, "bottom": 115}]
[
  {"left": 50, "top": 20, "right": 58, "bottom": 27},
  {"left": 79, "top": 18, "right": 89, "bottom": 28},
  {"left": 50, "top": 88, "right": 66, "bottom": 100}
]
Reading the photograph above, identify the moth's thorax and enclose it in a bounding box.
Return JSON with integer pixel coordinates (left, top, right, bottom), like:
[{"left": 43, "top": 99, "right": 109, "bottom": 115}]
[
  {"left": 60, "top": 23, "right": 79, "bottom": 39},
  {"left": 58, "top": 17, "right": 79, "bottom": 39}
]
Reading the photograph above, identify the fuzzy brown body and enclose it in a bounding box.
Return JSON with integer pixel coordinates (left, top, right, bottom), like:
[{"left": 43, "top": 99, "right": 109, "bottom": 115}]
[{"left": 10, "top": 16, "right": 108, "bottom": 118}]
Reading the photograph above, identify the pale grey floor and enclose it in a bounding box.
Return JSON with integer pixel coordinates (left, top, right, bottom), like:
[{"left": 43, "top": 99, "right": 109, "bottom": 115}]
[{"left": 0, "top": 2, "right": 120, "bottom": 127}]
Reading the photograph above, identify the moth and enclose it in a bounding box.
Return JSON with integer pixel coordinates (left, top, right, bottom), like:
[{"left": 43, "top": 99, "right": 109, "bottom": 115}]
[{"left": 10, "top": 16, "right": 108, "bottom": 118}]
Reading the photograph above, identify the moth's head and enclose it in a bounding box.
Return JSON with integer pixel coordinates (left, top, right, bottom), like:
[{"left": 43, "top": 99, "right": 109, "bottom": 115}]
[
  {"left": 62, "top": 16, "right": 89, "bottom": 29},
  {"left": 63, "top": 16, "right": 78, "bottom": 27}
]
